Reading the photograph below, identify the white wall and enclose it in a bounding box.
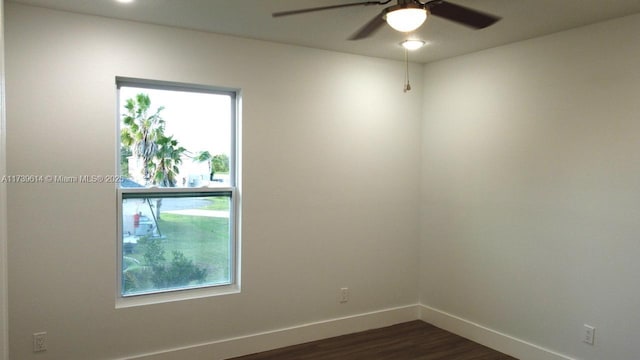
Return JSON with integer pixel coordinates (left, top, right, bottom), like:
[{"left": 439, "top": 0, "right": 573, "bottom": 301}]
[
  {"left": 5, "top": 3, "right": 422, "bottom": 359},
  {"left": 0, "top": 0, "right": 8, "bottom": 359},
  {"left": 420, "top": 12, "right": 640, "bottom": 360},
  {"left": 11, "top": 3, "right": 640, "bottom": 360}
]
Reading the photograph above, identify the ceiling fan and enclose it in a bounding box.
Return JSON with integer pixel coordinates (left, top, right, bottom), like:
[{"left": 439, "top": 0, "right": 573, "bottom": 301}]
[{"left": 273, "top": 0, "right": 501, "bottom": 40}]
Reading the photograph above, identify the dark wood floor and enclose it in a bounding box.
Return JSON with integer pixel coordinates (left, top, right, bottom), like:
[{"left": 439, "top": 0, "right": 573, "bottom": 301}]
[{"left": 229, "top": 320, "right": 517, "bottom": 360}]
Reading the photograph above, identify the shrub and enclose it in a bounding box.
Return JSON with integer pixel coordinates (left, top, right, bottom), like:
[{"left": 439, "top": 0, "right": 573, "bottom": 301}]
[{"left": 123, "top": 237, "right": 208, "bottom": 294}]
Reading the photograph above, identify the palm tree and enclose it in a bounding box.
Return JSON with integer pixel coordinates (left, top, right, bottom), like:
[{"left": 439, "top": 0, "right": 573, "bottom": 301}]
[
  {"left": 121, "top": 93, "right": 166, "bottom": 185},
  {"left": 151, "top": 134, "right": 185, "bottom": 220},
  {"left": 153, "top": 135, "right": 185, "bottom": 187},
  {"left": 121, "top": 94, "right": 186, "bottom": 222},
  {"left": 194, "top": 150, "right": 213, "bottom": 180}
]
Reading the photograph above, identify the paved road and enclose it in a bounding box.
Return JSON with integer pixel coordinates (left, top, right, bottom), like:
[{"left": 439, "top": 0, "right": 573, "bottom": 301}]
[
  {"left": 163, "top": 209, "right": 229, "bottom": 218},
  {"left": 158, "top": 197, "right": 211, "bottom": 211}
]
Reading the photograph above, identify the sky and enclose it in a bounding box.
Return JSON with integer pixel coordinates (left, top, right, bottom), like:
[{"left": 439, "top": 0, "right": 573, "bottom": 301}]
[{"left": 119, "top": 86, "right": 232, "bottom": 158}]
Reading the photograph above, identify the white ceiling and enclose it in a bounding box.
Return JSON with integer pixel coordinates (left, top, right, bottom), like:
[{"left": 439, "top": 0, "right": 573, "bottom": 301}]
[{"left": 9, "top": 0, "right": 640, "bottom": 63}]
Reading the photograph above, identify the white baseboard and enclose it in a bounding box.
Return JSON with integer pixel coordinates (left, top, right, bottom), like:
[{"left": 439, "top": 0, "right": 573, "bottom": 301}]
[
  {"left": 419, "top": 304, "right": 575, "bottom": 360},
  {"left": 120, "top": 303, "right": 575, "bottom": 360},
  {"left": 121, "top": 304, "right": 420, "bottom": 360}
]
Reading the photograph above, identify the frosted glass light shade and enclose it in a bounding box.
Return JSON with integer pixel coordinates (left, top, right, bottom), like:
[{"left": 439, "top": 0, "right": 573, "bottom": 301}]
[
  {"left": 401, "top": 39, "right": 426, "bottom": 50},
  {"left": 385, "top": 8, "right": 427, "bottom": 32}
]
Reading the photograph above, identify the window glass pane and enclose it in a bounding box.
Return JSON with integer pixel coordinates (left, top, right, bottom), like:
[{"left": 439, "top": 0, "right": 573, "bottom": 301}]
[
  {"left": 121, "top": 192, "right": 232, "bottom": 296},
  {"left": 119, "top": 86, "right": 233, "bottom": 188},
  {"left": 117, "top": 79, "right": 238, "bottom": 300}
]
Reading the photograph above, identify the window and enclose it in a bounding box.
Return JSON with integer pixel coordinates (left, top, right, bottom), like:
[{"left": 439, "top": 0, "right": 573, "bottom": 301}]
[{"left": 116, "top": 78, "right": 239, "bottom": 302}]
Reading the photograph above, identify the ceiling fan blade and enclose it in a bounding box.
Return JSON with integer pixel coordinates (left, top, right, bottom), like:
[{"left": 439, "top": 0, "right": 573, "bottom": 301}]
[
  {"left": 273, "top": 1, "right": 383, "bottom": 18},
  {"left": 427, "top": 0, "right": 500, "bottom": 29},
  {"left": 348, "top": 11, "right": 386, "bottom": 40}
]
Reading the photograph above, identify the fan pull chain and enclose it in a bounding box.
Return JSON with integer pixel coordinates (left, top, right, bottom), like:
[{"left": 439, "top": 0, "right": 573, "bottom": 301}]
[{"left": 404, "top": 48, "right": 411, "bottom": 92}]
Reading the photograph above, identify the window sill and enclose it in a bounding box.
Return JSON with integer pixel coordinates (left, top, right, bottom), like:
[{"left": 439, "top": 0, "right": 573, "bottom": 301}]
[{"left": 116, "top": 283, "right": 240, "bottom": 308}]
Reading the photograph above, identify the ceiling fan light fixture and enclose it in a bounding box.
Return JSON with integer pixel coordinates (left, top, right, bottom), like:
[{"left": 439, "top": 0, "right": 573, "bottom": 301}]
[
  {"left": 384, "top": 4, "right": 428, "bottom": 33},
  {"left": 401, "top": 39, "right": 426, "bottom": 51}
]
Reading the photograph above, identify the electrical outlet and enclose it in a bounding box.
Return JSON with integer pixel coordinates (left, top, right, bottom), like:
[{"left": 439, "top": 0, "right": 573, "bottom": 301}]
[
  {"left": 583, "top": 324, "right": 595, "bottom": 345},
  {"left": 33, "top": 332, "right": 47, "bottom": 352},
  {"left": 340, "top": 287, "right": 349, "bottom": 303}
]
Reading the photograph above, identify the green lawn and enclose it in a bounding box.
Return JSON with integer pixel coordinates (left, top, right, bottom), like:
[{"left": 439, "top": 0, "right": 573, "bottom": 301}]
[
  {"left": 202, "top": 197, "right": 231, "bottom": 211},
  {"left": 123, "top": 212, "right": 231, "bottom": 294},
  {"left": 158, "top": 213, "right": 230, "bottom": 276}
]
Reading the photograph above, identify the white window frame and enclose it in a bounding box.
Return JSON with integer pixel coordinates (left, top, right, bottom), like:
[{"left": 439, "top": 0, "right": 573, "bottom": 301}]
[{"left": 115, "top": 77, "right": 241, "bottom": 307}]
